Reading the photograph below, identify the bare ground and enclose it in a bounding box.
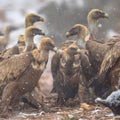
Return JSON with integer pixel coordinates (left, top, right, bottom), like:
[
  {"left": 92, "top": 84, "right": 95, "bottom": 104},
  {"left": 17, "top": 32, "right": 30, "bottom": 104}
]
[{"left": 0, "top": 94, "right": 115, "bottom": 120}]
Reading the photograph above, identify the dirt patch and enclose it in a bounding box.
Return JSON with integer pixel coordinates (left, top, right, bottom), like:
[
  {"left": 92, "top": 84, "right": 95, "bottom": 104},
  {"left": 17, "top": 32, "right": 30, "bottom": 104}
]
[{"left": 1, "top": 95, "right": 114, "bottom": 120}]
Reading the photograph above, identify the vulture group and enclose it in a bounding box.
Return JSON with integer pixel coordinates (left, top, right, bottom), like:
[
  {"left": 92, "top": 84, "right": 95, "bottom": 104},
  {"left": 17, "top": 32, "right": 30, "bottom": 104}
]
[{"left": 0, "top": 8, "right": 120, "bottom": 118}]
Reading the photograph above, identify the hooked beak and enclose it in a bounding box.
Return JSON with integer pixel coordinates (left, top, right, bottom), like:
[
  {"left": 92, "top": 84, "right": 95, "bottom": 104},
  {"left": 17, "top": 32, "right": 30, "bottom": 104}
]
[
  {"left": 53, "top": 47, "right": 58, "bottom": 52},
  {"left": 77, "top": 48, "right": 81, "bottom": 53},
  {"left": 41, "top": 31, "right": 45, "bottom": 36},
  {"left": 65, "top": 32, "right": 70, "bottom": 38},
  {"left": 40, "top": 17, "right": 44, "bottom": 22},
  {"left": 104, "top": 13, "right": 109, "bottom": 19}
]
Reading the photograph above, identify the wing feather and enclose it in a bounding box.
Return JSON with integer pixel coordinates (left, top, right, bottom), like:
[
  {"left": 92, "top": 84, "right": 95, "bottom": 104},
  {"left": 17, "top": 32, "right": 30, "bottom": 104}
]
[
  {"left": 51, "top": 53, "right": 61, "bottom": 93},
  {"left": 99, "top": 41, "right": 120, "bottom": 76},
  {"left": 0, "top": 52, "right": 33, "bottom": 86}
]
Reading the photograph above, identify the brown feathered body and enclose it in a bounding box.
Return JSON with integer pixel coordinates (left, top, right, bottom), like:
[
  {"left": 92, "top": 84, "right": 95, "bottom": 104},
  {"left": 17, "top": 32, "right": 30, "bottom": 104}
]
[
  {"left": 93, "top": 41, "right": 120, "bottom": 95},
  {"left": 86, "top": 38, "right": 120, "bottom": 98},
  {"left": 86, "top": 40, "right": 109, "bottom": 75},
  {"left": 65, "top": 23, "right": 113, "bottom": 99},
  {"left": 0, "top": 37, "right": 56, "bottom": 114},
  {"left": 51, "top": 44, "right": 93, "bottom": 104},
  {"left": 65, "top": 9, "right": 120, "bottom": 99},
  {"left": 0, "top": 46, "right": 19, "bottom": 62},
  {"left": 65, "top": 24, "right": 110, "bottom": 78},
  {"left": 0, "top": 50, "right": 46, "bottom": 112}
]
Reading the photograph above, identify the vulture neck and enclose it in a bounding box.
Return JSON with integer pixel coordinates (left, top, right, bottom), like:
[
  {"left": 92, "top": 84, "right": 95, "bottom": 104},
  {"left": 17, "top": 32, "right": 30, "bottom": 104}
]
[
  {"left": 88, "top": 19, "right": 98, "bottom": 39},
  {"left": 25, "top": 19, "right": 33, "bottom": 28},
  {"left": 24, "top": 35, "right": 34, "bottom": 52},
  {"left": 77, "top": 39, "right": 86, "bottom": 48},
  {"left": 76, "top": 34, "right": 86, "bottom": 48}
]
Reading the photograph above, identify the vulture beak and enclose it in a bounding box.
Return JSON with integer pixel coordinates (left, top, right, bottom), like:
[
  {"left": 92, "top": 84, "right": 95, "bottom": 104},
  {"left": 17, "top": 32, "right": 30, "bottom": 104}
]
[
  {"left": 41, "top": 31, "right": 45, "bottom": 36},
  {"left": 53, "top": 47, "right": 58, "bottom": 52},
  {"left": 65, "top": 32, "right": 70, "bottom": 38},
  {"left": 104, "top": 13, "right": 109, "bottom": 19},
  {"left": 77, "top": 48, "right": 81, "bottom": 53}
]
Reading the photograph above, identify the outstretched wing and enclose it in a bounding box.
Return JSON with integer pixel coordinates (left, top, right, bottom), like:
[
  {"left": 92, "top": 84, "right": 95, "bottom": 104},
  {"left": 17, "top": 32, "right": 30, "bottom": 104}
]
[
  {"left": 99, "top": 41, "right": 120, "bottom": 76},
  {"left": 51, "top": 53, "right": 61, "bottom": 93},
  {"left": 0, "top": 52, "right": 33, "bottom": 86}
]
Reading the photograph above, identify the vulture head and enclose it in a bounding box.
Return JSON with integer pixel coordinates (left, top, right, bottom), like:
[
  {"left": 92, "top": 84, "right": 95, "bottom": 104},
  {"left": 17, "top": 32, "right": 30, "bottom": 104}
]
[
  {"left": 64, "top": 44, "right": 81, "bottom": 55},
  {"left": 39, "top": 37, "right": 57, "bottom": 52},
  {"left": 60, "top": 44, "right": 81, "bottom": 75},
  {"left": 25, "top": 13, "right": 44, "bottom": 27},
  {"left": 24, "top": 26, "right": 45, "bottom": 52},
  {"left": 65, "top": 24, "right": 89, "bottom": 48},
  {"left": 87, "top": 9, "right": 109, "bottom": 39}
]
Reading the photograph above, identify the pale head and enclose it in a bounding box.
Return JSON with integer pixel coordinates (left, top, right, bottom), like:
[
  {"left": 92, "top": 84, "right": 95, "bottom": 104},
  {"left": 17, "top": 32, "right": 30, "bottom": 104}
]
[
  {"left": 25, "top": 26, "right": 45, "bottom": 38},
  {"left": 24, "top": 26, "right": 45, "bottom": 52},
  {"left": 87, "top": 9, "right": 109, "bottom": 37},
  {"left": 66, "top": 24, "right": 89, "bottom": 43},
  {"left": 25, "top": 13, "right": 44, "bottom": 27}
]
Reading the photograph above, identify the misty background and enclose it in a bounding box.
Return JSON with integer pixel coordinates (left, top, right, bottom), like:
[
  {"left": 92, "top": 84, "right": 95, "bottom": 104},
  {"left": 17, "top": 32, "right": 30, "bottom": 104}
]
[{"left": 0, "top": 0, "right": 120, "bottom": 47}]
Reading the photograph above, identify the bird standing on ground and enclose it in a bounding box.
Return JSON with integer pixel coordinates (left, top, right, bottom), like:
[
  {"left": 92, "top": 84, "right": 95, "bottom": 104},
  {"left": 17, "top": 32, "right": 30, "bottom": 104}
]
[
  {"left": 51, "top": 44, "right": 84, "bottom": 105},
  {"left": 0, "top": 37, "right": 57, "bottom": 117},
  {"left": 0, "top": 26, "right": 45, "bottom": 102}
]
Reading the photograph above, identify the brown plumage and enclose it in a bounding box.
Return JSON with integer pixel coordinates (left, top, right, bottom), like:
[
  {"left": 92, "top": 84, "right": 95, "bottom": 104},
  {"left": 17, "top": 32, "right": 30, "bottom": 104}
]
[
  {"left": 86, "top": 10, "right": 120, "bottom": 97},
  {"left": 93, "top": 40, "right": 120, "bottom": 94},
  {"left": 65, "top": 9, "right": 110, "bottom": 74},
  {"left": 18, "top": 13, "right": 44, "bottom": 44},
  {"left": 66, "top": 25, "right": 111, "bottom": 97},
  {"left": 65, "top": 24, "right": 110, "bottom": 98},
  {"left": 66, "top": 8, "right": 110, "bottom": 74},
  {"left": 0, "top": 25, "right": 17, "bottom": 53},
  {"left": 0, "top": 37, "right": 57, "bottom": 115},
  {"left": 51, "top": 44, "right": 87, "bottom": 105},
  {"left": 0, "top": 26, "right": 45, "bottom": 61},
  {"left": 65, "top": 23, "right": 108, "bottom": 67}
]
